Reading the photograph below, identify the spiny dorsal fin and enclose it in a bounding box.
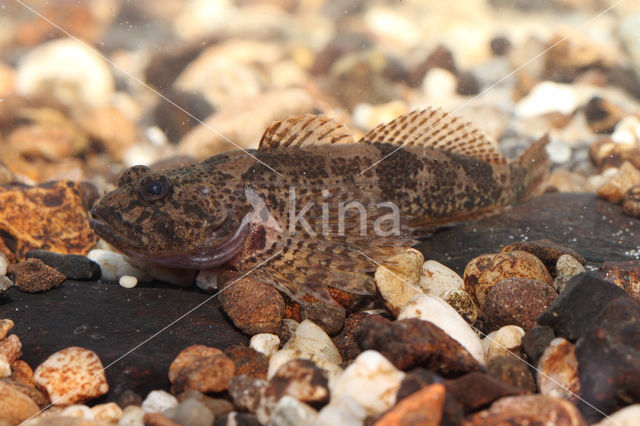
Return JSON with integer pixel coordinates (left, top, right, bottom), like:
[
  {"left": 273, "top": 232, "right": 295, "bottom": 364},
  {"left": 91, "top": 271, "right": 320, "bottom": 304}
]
[
  {"left": 359, "top": 108, "right": 507, "bottom": 165},
  {"left": 259, "top": 114, "right": 355, "bottom": 150}
]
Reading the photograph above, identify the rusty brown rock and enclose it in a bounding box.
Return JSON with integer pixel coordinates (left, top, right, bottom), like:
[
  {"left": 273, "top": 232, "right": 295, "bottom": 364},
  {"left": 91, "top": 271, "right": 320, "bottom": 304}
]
[
  {"left": 483, "top": 278, "right": 558, "bottom": 331},
  {"left": 622, "top": 185, "right": 640, "bottom": 217},
  {"left": 464, "top": 251, "right": 552, "bottom": 308},
  {"left": 224, "top": 345, "right": 268, "bottom": 380},
  {"left": 501, "top": 239, "right": 585, "bottom": 272},
  {"left": 597, "top": 162, "right": 640, "bottom": 204},
  {"left": 599, "top": 260, "right": 640, "bottom": 302},
  {"left": 446, "top": 372, "right": 526, "bottom": 414},
  {"left": 374, "top": 383, "right": 445, "bottom": 426},
  {"left": 332, "top": 312, "right": 376, "bottom": 363},
  {"left": 0, "top": 181, "right": 97, "bottom": 260},
  {"left": 7, "top": 258, "right": 66, "bottom": 293},
  {"left": 219, "top": 272, "right": 285, "bottom": 335},
  {"left": 11, "top": 359, "right": 34, "bottom": 387},
  {"left": 537, "top": 338, "right": 581, "bottom": 403},
  {"left": 487, "top": 355, "right": 536, "bottom": 393},
  {"left": 169, "top": 345, "right": 235, "bottom": 394},
  {"left": 0, "top": 380, "right": 40, "bottom": 425},
  {"left": 462, "top": 395, "right": 587, "bottom": 425}
]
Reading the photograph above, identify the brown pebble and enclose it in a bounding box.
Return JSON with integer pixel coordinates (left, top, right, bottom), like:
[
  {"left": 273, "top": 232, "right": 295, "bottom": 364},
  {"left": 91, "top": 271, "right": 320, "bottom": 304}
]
[
  {"left": 490, "top": 36, "right": 512, "bottom": 56},
  {"left": 169, "top": 345, "right": 235, "bottom": 394},
  {"left": 0, "top": 334, "right": 22, "bottom": 364},
  {"left": 11, "top": 359, "right": 34, "bottom": 387},
  {"left": 143, "top": 412, "right": 180, "bottom": 426},
  {"left": 270, "top": 359, "right": 328, "bottom": 403},
  {"left": 333, "top": 313, "right": 375, "bottom": 363},
  {"left": 599, "top": 260, "right": 640, "bottom": 302},
  {"left": 622, "top": 185, "right": 640, "bottom": 217},
  {"left": 487, "top": 355, "right": 536, "bottom": 393},
  {"left": 0, "top": 319, "right": 14, "bottom": 340},
  {"left": 224, "top": 345, "right": 268, "bottom": 380},
  {"left": 501, "top": 239, "right": 585, "bottom": 272},
  {"left": 7, "top": 258, "right": 66, "bottom": 293},
  {"left": 584, "top": 96, "right": 624, "bottom": 134},
  {"left": 374, "top": 383, "right": 445, "bottom": 426},
  {"left": 463, "top": 395, "right": 587, "bottom": 425},
  {"left": 0, "top": 380, "right": 40, "bottom": 425},
  {"left": 597, "top": 161, "right": 640, "bottom": 204}
]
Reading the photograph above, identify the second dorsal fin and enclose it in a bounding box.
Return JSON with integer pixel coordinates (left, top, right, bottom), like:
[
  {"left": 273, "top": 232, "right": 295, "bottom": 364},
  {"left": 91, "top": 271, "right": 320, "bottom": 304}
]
[
  {"left": 259, "top": 114, "right": 355, "bottom": 150},
  {"left": 359, "top": 108, "right": 507, "bottom": 165}
]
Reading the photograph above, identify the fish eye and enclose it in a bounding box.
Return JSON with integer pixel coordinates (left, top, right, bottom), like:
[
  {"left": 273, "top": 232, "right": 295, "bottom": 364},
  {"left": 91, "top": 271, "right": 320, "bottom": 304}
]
[{"left": 137, "top": 175, "right": 172, "bottom": 202}]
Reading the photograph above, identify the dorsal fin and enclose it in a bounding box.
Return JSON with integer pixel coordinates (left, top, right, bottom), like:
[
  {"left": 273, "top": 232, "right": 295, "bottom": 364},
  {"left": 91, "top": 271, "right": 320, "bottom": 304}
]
[
  {"left": 359, "top": 108, "right": 507, "bottom": 165},
  {"left": 259, "top": 114, "right": 355, "bottom": 150}
]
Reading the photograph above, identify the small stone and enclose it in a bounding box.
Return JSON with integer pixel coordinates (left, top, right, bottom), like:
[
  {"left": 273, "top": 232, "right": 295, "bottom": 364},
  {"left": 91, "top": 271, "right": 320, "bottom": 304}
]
[
  {"left": 228, "top": 375, "right": 271, "bottom": 414},
  {"left": 409, "top": 45, "right": 457, "bottom": 87},
  {"left": 553, "top": 275, "right": 573, "bottom": 294},
  {"left": 622, "top": 185, "right": 640, "bottom": 217},
  {"left": 299, "top": 299, "right": 345, "bottom": 336},
  {"left": 269, "top": 396, "right": 317, "bottom": 426},
  {"left": 374, "top": 383, "right": 445, "bottom": 426},
  {"left": 446, "top": 372, "right": 525, "bottom": 414},
  {"left": 0, "top": 319, "right": 14, "bottom": 340},
  {"left": 589, "top": 137, "right": 640, "bottom": 170},
  {"left": 153, "top": 89, "right": 214, "bottom": 143},
  {"left": 8, "top": 258, "right": 66, "bottom": 293},
  {"left": 119, "top": 405, "right": 145, "bottom": 426},
  {"left": 442, "top": 289, "right": 478, "bottom": 324},
  {"left": 143, "top": 412, "right": 180, "bottom": 426},
  {"left": 11, "top": 360, "right": 33, "bottom": 387},
  {"left": 60, "top": 404, "right": 94, "bottom": 420},
  {"left": 0, "top": 253, "right": 8, "bottom": 275},
  {"left": 501, "top": 239, "right": 585, "bottom": 272},
  {"left": 119, "top": 275, "right": 138, "bottom": 289},
  {"left": 214, "top": 412, "right": 261, "bottom": 426},
  {"left": 92, "top": 402, "right": 123, "bottom": 423},
  {"left": 537, "top": 273, "right": 628, "bottom": 341},
  {"left": 176, "top": 390, "right": 233, "bottom": 419},
  {"left": 118, "top": 389, "right": 143, "bottom": 408},
  {"left": 611, "top": 116, "right": 640, "bottom": 145},
  {"left": 516, "top": 82, "right": 578, "bottom": 118},
  {"left": 398, "top": 295, "right": 485, "bottom": 365},
  {"left": 354, "top": 315, "right": 482, "bottom": 376},
  {"left": 0, "top": 275, "right": 14, "bottom": 295},
  {"left": 537, "top": 338, "right": 580, "bottom": 403},
  {"left": 584, "top": 96, "right": 625, "bottom": 134},
  {"left": 464, "top": 251, "right": 552, "bottom": 309},
  {"left": 86, "top": 249, "right": 150, "bottom": 283},
  {"left": 26, "top": 250, "right": 101, "bottom": 281},
  {"left": 167, "top": 398, "right": 214, "bottom": 426},
  {"left": 483, "top": 278, "right": 557, "bottom": 331},
  {"left": 422, "top": 68, "right": 458, "bottom": 100},
  {"left": 374, "top": 248, "right": 423, "bottom": 316},
  {"left": 594, "top": 405, "right": 640, "bottom": 426},
  {"left": 464, "top": 395, "right": 587, "bottom": 425},
  {"left": 314, "top": 396, "right": 367, "bottom": 426},
  {"left": 419, "top": 260, "right": 465, "bottom": 297},
  {"left": 225, "top": 345, "right": 268, "bottom": 380},
  {"left": 332, "top": 313, "right": 374, "bottom": 363},
  {"left": 456, "top": 71, "right": 481, "bottom": 96},
  {"left": 482, "top": 325, "right": 526, "bottom": 362},
  {"left": 169, "top": 345, "right": 235, "bottom": 394},
  {"left": 270, "top": 359, "right": 328, "bottom": 403},
  {"left": 330, "top": 350, "right": 405, "bottom": 416},
  {"left": 522, "top": 326, "right": 556, "bottom": 366},
  {"left": 0, "top": 381, "right": 40, "bottom": 425},
  {"left": 34, "top": 346, "right": 108, "bottom": 405},
  {"left": 599, "top": 260, "right": 640, "bottom": 302},
  {"left": 219, "top": 272, "right": 285, "bottom": 335},
  {"left": 249, "top": 334, "right": 280, "bottom": 359},
  {"left": 490, "top": 36, "right": 512, "bottom": 56},
  {"left": 282, "top": 319, "right": 342, "bottom": 365},
  {"left": 555, "top": 254, "right": 585, "bottom": 278},
  {"left": 141, "top": 390, "right": 178, "bottom": 414},
  {"left": 597, "top": 162, "right": 640, "bottom": 204},
  {"left": 487, "top": 355, "right": 536, "bottom": 393},
  {"left": 0, "top": 357, "right": 10, "bottom": 379},
  {"left": 0, "top": 334, "right": 22, "bottom": 364},
  {"left": 4, "top": 379, "right": 47, "bottom": 408}
]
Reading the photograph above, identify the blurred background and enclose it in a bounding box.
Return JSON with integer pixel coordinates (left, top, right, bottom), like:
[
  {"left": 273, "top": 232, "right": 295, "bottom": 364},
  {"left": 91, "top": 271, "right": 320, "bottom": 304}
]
[{"left": 0, "top": 0, "right": 639, "bottom": 193}]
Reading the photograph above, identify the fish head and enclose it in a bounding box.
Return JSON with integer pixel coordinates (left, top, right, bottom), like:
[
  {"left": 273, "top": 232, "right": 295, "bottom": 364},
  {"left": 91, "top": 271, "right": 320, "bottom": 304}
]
[{"left": 90, "top": 164, "right": 248, "bottom": 269}]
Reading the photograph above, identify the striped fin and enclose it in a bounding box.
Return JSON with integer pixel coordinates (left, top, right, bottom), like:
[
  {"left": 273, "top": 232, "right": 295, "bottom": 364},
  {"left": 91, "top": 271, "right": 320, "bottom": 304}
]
[
  {"left": 259, "top": 114, "right": 355, "bottom": 150},
  {"left": 360, "top": 108, "right": 507, "bottom": 166}
]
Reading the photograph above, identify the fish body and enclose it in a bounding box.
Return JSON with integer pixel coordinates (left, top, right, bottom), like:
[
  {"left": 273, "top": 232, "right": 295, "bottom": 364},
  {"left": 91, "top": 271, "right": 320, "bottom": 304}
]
[{"left": 90, "top": 109, "right": 549, "bottom": 306}]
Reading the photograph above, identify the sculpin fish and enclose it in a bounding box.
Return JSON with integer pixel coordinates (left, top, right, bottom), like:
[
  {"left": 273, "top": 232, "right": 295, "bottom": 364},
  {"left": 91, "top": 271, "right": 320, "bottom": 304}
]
[{"left": 90, "top": 108, "right": 549, "bottom": 307}]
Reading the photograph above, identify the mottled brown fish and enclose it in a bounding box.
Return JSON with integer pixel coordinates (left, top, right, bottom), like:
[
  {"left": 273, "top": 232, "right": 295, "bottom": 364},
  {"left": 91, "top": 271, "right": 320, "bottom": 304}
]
[{"left": 90, "top": 108, "right": 549, "bottom": 307}]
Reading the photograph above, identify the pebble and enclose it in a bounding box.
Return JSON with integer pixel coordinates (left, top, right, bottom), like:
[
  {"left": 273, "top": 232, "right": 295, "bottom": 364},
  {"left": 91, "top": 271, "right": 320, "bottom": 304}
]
[
  {"left": 522, "top": 326, "right": 556, "bottom": 366},
  {"left": 0, "top": 357, "right": 10, "bottom": 379},
  {"left": 176, "top": 390, "right": 234, "bottom": 419},
  {"left": 622, "top": 185, "right": 640, "bottom": 217},
  {"left": 584, "top": 96, "right": 625, "bottom": 134},
  {"left": 86, "top": 249, "right": 150, "bottom": 282},
  {"left": 422, "top": 68, "right": 458, "bottom": 100},
  {"left": 26, "top": 250, "right": 101, "bottom": 281},
  {"left": 0, "top": 275, "right": 14, "bottom": 295},
  {"left": 501, "top": 239, "right": 585, "bottom": 272},
  {"left": 34, "top": 346, "right": 108, "bottom": 405},
  {"left": 398, "top": 295, "right": 486, "bottom": 365},
  {"left": 0, "top": 334, "right": 22, "bottom": 364},
  {"left": 490, "top": 36, "right": 512, "bottom": 56},
  {"left": 464, "top": 395, "right": 587, "bottom": 425},
  {"left": 119, "top": 275, "right": 138, "bottom": 289},
  {"left": 330, "top": 350, "right": 405, "bottom": 416},
  {"left": 219, "top": 272, "right": 285, "bottom": 335},
  {"left": 599, "top": 260, "right": 640, "bottom": 302},
  {"left": 589, "top": 138, "right": 640, "bottom": 171},
  {"left": 60, "top": 404, "right": 94, "bottom": 419},
  {"left": 195, "top": 269, "right": 220, "bottom": 292},
  {"left": 515, "top": 82, "right": 578, "bottom": 118},
  {"left": 0, "top": 181, "right": 97, "bottom": 259},
  {"left": 447, "top": 371, "right": 525, "bottom": 415},
  {"left": 555, "top": 254, "right": 585, "bottom": 278},
  {"left": 464, "top": 250, "right": 553, "bottom": 308},
  {"left": 141, "top": 390, "right": 178, "bottom": 414},
  {"left": 487, "top": 355, "right": 536, "bottom": 393},
  {"left": 332, "top": 313, "right": 375, "bottom": 363},
  {"left": 314, "top": 396, "right": 367, "bottom": 426},
  {"left": 418, "top": 260, "right": 465, "bottom": 298},
  {"left": 482, "top": 325, "right": 526, "bottom": 362},
  {"left": 118, "top": 405, "right": 145, "bottom": 426},
  {"left": 250, "top": 334, "right": 280, "bottom": 359},
  {"left": 374, "top": 383, "right": 445, "bottom": 426},
  {"left": 214, "top": 412, "right": 261, "bottom": 426},
  {"left": 442, "top": 288, "right": 478, "bottom": 324},
  {"left": 611, "top": 116, "right": 640, "bottom": 146},
  {"left": 594, "top": 405, "right": 640, "bottom": 426},
  {"left": 537, "top": 338, "right": 581, "bottom": 403},
  {"left": 374, "top": 248, "right": 423, "bottom": 316},
  {"left": 483, "top": 278, "right": 557, "bottom": 331},
  {"left": 282, "top": 319, "right": 342, "bottom": 365},
  {"left": 225, "top": 345, "right": 268, "bottom": 380},
  {"left": 597, "top": 161, "right": 640, "bottom": 204},
  {"left": 7, "top": 258, "right": 66, "bottom": 293},
  {"left": 270, "top": 359, "right": 328, "bottom": 403},
  {"left": 298, "top": 299, "right": 346, "bottom": 336},
  {"left": 0, "top": 319, "right": 14, "bottom": 340},
  {"left": 546, "top": 138, "right": 572, "bottom": 164},
  {"left": 0, "top": 253, "right": 7, "bottom": 275},
  {"left": 268, "top": 396, "right": 317, "bottom": 426},
  {"left": 169, "top": 345, "right": 235, "bottom": 393},
  {"left": 0, "top": 380, "right": 40, "bottom": 425},
  {"left": 92, "top": 402, "right": 123, "bottom": 423},
  {"left": 143, "top": 412, "right": 180, "bottom": 426},
  {"left": 16, "top": 39, "right": 114, "bottom": 111},
  {"left": 354, "top": 315, "right": 482, "bottom": 376},
  {"left": 165, "top": 398, "right": 214, "bottom": 426},
  {"left": 538, "top": 273, "right": 628, "bottom": 341}
]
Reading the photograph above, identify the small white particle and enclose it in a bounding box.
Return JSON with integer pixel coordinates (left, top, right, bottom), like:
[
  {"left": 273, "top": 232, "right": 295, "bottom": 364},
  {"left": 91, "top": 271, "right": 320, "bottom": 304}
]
[{"left": 119, "top": 275, "right": 138, "bottom": 289}]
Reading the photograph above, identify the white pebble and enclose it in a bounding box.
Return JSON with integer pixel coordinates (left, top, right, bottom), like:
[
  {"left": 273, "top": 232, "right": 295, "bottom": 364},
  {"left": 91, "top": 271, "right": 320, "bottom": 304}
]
[
  {"left": 119, "top": 275, "right": 138, "bottom": 289},
  {"left": 546, "top": 138, "right": 571, "bottom": 164},
  {"left": 422, "top": 68, "right": 458, "bottom": 100},
  {"left": 87, "top": 249, "right": 150, "bottom": 282},
  {"left": 330, "top": 350, "right": 405, "bottom": 416},
  {"left": 92, "top": 402, "right": 123, "bottom": 423},
  {"left": 595, "top": 404, "right": 640, "bottom": 426},
  {"left": 515, "top": 81, "right": 577, "bottom": 118},
  {"left": 60, "top": 405, "right": 94, "bottom": 419},
  {"left": 482, "top": 325, "right": 525, "bottom": 362},
  {"left": 419, "top": 260, "right": 464, "bottom": 298},
  {"left": 0, "top": 253, "right": 7, "bottom": 276},
  {"left": 375, "top": 249, "right": 424, "bottom": 316},
  {"left": 399, "top": 295, "right": 486, "bottom": 365},
  {"left": 250, "top": 333, "right": 280, "bottom": 358},
  {"left": 118, "top": 405, "right": 145, "bottom": 426},
  {"left": 141, "top": 390, "right": 178, "bottom": 414},
  {"left": 268, "top": 348, "right": 343, "bottom": 387},
  {"left": 555, "top": 254, "right": 585, "bottom": 278},
  {"left": 611, "top": 116, "right": 640, "bottom": 146},
  {"left": 283, "top": 320, "right": 341, "bottom": 365},
  {"left": 315, "top": 396, "right": 367, "bottom": 426},
  {"left": 0, "top": 355, "right": 11, "bottom": 379},
  {"left": 168, "top": 398, "right": 214, "bottom": 426},
  {"left": 269, "top": 396, "right": 317, "bottom": 426}
]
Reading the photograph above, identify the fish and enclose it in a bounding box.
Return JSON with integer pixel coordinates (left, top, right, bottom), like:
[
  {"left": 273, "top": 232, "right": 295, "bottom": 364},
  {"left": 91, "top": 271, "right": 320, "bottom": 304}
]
[{"left": 90, "top": 108, "right": 549, "bottom": 308}]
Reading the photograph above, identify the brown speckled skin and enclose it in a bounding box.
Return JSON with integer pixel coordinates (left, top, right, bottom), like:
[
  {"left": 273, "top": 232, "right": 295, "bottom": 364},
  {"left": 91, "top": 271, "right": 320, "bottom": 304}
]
[{"left": 91, "top": 138, "right": 541, "bottom": 305}]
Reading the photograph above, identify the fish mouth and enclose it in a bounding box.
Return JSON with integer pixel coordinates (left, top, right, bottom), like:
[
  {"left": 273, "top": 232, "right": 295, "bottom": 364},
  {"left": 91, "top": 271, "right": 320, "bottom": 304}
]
[{"left": 90, "top": 213, "right": 249, "bottom": 270}]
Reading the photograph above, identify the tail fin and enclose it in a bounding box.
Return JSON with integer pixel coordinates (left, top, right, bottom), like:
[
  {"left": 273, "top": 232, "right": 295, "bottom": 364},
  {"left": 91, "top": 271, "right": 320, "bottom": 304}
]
[{"left": 514, "top": 134, "right": 551, "bottom": 199}]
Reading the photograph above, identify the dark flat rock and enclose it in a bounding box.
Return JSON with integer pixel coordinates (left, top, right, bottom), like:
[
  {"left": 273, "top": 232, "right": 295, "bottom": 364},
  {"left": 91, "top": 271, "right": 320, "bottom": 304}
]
[
  {"left": 416, "top": 193, "right": 640, "bottom": 274},
  {"left": 0, "top": 281, "right": 248, "bottom": 401}
]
